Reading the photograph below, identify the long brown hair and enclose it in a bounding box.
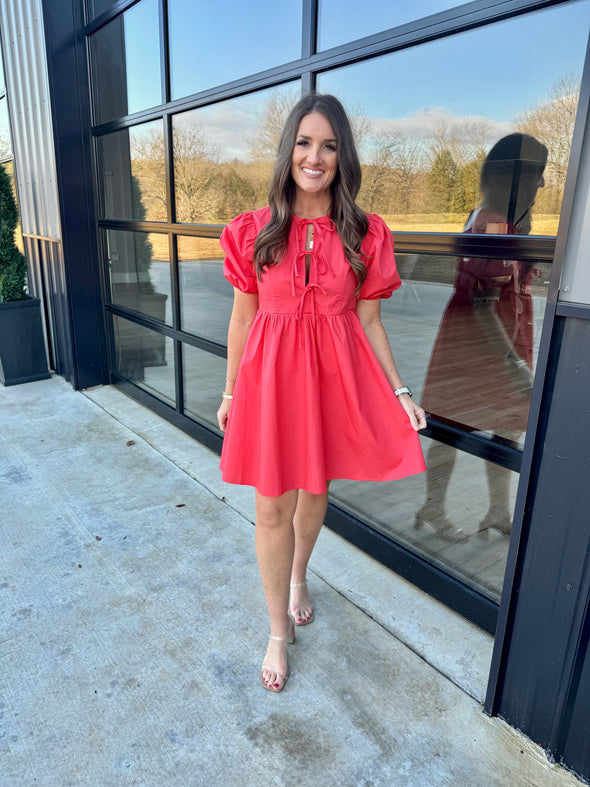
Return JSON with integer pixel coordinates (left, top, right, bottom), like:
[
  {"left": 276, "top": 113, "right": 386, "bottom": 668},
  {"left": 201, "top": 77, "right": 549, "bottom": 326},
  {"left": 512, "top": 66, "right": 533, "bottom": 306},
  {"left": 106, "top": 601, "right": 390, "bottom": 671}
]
[{"left": 254, "top": 93, "right": 369, "bottom": 291}]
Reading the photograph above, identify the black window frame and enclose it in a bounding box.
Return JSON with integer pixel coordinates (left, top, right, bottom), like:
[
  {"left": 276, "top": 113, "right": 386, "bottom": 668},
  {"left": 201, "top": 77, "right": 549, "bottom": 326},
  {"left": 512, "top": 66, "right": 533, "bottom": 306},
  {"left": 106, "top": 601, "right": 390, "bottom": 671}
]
[{"left": 85, "top": 0, "right": 588, "bottom": 633}]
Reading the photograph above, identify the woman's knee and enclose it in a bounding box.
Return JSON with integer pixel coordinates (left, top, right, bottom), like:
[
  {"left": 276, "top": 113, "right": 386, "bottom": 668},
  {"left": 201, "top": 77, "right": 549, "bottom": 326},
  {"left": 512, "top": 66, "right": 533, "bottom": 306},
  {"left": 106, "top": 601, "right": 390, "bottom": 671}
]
[
  {"left": 296, "top": 488, "right": 329, "bottom": 513},
  {"left": 255, "top": 489, "right": 297, "bottom": 529}
]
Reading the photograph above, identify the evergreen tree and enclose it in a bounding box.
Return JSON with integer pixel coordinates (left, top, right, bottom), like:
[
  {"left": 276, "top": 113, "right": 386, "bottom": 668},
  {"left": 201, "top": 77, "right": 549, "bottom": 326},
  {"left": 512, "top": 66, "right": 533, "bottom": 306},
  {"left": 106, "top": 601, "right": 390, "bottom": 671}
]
[
  {"left": 130, "top": 174, "right": 154, "bottom": 293},
  {"left": 426, "top": 150, "right": 458, "bottom": 213},
  {"left": 0, "top": 163, "right": 27, "bottom": 302},
  {"left": 216, "top": 169, "right": 257, "bottom": 222},
  {"left": 452, "top": 154, "right": 485, "bottom": 214}
]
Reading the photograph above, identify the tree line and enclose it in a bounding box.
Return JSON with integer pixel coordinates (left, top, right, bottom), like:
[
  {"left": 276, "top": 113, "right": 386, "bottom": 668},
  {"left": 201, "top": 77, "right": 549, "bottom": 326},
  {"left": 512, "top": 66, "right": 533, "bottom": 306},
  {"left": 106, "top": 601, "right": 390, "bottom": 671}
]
[{"left": 128, "top": 75, "right": 579, "bottom": 229}]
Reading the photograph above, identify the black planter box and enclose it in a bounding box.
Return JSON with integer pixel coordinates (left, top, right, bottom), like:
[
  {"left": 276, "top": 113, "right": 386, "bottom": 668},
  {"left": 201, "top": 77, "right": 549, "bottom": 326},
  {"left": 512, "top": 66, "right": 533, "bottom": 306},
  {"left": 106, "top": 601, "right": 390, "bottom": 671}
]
[{"left": 0, "top": 297, "right": 51, "bottom": 386}]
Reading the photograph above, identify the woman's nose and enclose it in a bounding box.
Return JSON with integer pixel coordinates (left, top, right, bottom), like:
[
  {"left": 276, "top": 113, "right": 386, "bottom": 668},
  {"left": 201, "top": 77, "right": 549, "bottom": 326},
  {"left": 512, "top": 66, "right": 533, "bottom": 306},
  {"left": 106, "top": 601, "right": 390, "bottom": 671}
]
[{"left": 306, "top": 146, "right": 321, "bottom": 164}]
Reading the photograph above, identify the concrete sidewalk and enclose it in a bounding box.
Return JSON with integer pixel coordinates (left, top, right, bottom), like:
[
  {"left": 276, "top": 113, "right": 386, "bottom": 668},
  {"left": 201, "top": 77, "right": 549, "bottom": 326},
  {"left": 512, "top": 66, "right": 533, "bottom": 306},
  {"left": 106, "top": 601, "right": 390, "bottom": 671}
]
[{"left": 0, "top": 376, "right": 581, "bottom": 786}]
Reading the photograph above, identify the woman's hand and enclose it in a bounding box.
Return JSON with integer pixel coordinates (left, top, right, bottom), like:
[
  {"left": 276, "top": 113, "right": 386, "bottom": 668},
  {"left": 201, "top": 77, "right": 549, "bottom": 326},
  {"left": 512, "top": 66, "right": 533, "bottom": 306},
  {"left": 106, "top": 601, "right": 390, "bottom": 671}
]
[
  {"left": 397, "top": 393, "right": 427, "bottom": 431},
  {"left": 217, "top": 397, "right": 231, "bottom": 432}
]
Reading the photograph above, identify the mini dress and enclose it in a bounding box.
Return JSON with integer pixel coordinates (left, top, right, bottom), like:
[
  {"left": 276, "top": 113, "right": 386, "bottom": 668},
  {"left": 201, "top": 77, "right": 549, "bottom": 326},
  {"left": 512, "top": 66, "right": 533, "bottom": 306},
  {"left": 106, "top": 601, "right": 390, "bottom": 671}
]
[
  {"left": 421, "top": 207, "right": 534, "bottom": 435},
  {"left": 219, "top": 207, "right": 426, "bottom": 496}
]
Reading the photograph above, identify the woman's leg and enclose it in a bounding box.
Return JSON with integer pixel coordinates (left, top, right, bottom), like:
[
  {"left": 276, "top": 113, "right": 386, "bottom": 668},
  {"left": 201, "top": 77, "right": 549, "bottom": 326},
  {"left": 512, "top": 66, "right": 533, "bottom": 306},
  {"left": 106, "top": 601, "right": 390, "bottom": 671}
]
[
  {"left": 415, "top": 442, "right": 468, "bottom": 541},
  {"left": 480, "top": 433, "right": 520, "bottom": 535},
  {"left": 289, "top": 488, "right": 329, "bottom": 624},
  {"left": 255, "top": 489, "right": 298, "bottom": 690}
]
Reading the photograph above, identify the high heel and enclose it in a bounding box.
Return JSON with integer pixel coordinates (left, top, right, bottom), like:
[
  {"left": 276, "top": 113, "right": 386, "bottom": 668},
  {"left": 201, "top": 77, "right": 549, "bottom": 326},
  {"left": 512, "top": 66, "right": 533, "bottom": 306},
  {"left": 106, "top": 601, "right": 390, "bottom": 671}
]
[
  {"left": 261, "top": 618, "right": 295, "bottom": 693},
  {"left": 414, "top": 509, "right": 469, "bottom": 542},
  {"left": 478, "top": 512, "right": 512, "bottom": 536},
  {"left": 289, "top": 580, "right": 314, "bottom": 626}
]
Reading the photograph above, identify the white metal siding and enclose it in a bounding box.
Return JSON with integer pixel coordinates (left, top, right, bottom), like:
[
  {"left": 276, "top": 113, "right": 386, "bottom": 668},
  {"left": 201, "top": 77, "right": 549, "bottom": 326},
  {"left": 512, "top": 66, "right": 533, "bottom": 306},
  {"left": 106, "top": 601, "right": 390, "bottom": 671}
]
[
  {"left": 560, "top": 103, "right": 590, "bottom": 305},
  {"left": 0, "top": 0, "right": 60, "bottom": 240}
]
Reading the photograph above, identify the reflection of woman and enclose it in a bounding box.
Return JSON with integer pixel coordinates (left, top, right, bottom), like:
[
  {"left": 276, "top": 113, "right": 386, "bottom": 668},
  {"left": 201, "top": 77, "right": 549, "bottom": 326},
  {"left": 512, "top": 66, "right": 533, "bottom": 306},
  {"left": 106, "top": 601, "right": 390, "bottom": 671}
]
[
  {"left": 216, "top": 94, "right": 426, "bottom": 692},
  {"left": 417, "top": 133, "right": 548, "bottom": 540}
]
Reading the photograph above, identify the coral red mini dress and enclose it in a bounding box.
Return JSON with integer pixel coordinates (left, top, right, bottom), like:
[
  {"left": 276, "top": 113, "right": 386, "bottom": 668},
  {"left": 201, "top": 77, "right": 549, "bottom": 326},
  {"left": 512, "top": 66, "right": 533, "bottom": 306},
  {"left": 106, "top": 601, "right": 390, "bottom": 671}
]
[{"left": 219, "top": 207, "right": 426, "bottom": 496}]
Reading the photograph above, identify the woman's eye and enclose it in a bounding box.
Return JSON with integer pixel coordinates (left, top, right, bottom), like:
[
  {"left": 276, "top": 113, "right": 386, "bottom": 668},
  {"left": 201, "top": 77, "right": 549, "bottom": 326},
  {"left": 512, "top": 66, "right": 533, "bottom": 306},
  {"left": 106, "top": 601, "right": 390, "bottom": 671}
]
[
  {"left": 325, "top": 144, "right": 336, "bottom": 152},
  {"left": 296, "top": 140, "right": 308, "bottom": 146}
]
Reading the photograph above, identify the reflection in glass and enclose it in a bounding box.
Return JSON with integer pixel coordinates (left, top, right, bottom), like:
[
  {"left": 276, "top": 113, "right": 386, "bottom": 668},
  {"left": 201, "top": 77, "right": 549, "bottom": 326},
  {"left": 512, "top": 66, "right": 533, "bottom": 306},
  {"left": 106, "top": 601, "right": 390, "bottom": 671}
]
[
  {"left": 177, "top": 237, "right": 230, "bottom": 342},
  {"left": 318, "top": 0, "right": 459, "bottom": 51},
  {"left": 330, "top": 434, "right": 518, "bottom": 601},
  {"left": 386, "top": 247, "right": 549, "bottom": 445},
  {"left": 172, "top": 82, "right": 300, "bottom": 223},
  {"left": 106, "top": 230, "right": 172, "bottom": 325},
  {"left": 317, "top": 1, "right": 590, "bottom": 234},
  {"left": 182, "top": 344, "right": 226, "bottom": 431},
  {"left": 90, "top": 0, "right": 161, "bottom": 124},
  {"left": 0, "top": 51, "right": 5, "bottom": 91},
  {"left": 0, "top": 98, "right": 12, "bottom": 159},
  {"left": 419, "top": 134, "right": 548, "bottom": 444},
  {"left": 168, "top": 0, "right": 302, "bottom": 99},
  {"left": 98, "top": 120, "right": 165, "bottom": 221},
  {"left": 112, "top": 315, "right": 175, "bottom": 405},
  {"left": 4, "top": 162, "right": 23, "bottom": 253},
  {"left": 414, "top": 134, "right": 548, "bottom": 549}
]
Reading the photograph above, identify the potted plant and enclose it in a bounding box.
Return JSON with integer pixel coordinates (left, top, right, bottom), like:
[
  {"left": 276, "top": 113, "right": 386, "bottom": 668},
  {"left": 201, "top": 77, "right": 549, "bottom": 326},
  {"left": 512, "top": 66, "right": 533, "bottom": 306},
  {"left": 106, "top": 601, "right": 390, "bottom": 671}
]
[{"left": 0, "top": 162, "right": 50, "bottom": 385}]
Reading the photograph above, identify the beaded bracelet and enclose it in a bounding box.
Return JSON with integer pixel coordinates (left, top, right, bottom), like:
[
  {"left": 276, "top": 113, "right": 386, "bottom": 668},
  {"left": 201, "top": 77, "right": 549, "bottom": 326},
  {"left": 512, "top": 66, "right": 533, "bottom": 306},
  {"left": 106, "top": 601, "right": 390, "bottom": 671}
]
[{"left": 222, "top": 392, "right": 233, "bottom": 400}]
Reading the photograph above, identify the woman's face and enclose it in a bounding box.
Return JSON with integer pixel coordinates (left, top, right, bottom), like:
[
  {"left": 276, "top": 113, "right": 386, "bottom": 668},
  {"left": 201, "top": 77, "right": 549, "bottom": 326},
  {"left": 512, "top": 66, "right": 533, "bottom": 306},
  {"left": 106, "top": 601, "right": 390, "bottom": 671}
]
[{"left": 291, "top": 112, "right": 338, "bottom": 200}]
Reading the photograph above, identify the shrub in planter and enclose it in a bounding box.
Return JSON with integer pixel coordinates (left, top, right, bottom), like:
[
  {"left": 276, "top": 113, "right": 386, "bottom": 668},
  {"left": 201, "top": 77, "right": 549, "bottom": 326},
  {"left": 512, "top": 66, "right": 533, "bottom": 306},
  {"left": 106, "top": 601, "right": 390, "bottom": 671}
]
[
  {"left": 0, "top": 163, "right": 50, "bottom": 385},
  {"left": 0, "top": 163, "right": 27, "bottom": 303}
]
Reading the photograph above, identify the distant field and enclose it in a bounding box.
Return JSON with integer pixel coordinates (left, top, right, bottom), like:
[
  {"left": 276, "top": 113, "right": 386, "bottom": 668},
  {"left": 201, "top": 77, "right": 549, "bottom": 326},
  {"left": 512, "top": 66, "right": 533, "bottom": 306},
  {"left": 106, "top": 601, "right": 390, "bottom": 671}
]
[{"left": 382, "top": 213, "right": 560, "bottom": 236}]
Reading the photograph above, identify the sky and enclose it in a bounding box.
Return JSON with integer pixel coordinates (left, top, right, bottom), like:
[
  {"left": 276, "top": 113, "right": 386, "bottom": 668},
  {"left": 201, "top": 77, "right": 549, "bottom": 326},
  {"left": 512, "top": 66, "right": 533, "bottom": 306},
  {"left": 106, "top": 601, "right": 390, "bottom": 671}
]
[{"left": 116, "top": 0, "right": 590, "bottom": 161}]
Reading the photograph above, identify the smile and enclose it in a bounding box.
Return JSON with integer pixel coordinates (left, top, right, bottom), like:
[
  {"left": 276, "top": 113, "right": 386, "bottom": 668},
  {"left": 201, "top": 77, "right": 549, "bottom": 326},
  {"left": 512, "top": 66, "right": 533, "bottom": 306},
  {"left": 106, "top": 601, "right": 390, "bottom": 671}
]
[{"left": 302, "top": 168, "right": 324, "bottom": 176}]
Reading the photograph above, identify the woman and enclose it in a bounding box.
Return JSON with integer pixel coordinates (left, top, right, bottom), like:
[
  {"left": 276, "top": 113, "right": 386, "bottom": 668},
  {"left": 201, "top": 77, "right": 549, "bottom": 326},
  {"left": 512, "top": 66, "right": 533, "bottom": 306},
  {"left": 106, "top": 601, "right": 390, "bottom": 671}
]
[{"left": 216, "top": 94, "right": 426, "bottom": 693}]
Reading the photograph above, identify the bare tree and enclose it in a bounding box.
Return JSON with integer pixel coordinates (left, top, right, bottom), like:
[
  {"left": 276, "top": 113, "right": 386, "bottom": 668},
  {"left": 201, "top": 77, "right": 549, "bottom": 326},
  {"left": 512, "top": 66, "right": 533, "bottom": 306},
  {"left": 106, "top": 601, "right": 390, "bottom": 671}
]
[
  {"left": 457, "top": 118, "right": 495, "bottom": 164},
  {"left": 360, "top": 130, "right": 423, "bottom": 213},
  {"left": 0, "top": 136, "right": 11, "bottom": 160},
  {"left": 517, "top": 74, "right": 581, "bottom": 206},
  {"left": 128, "top": 122, "right": 225, "bottom": 223},
  {"left": 129, "top": 128, "right": 166, "bottom": 221},
  {"left": 172, "top": 124, "right": 223, "bottom": 222},
  {"left": 246, "top": 89, "right": 299, "bottom": 161},
  {"left": 360, "top": 132, "right": 395, "bottom": 212}
]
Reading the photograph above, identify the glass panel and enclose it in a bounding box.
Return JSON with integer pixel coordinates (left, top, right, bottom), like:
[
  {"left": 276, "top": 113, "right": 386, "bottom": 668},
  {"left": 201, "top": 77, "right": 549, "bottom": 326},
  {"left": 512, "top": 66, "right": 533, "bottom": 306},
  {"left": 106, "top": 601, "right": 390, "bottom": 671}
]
[
  {"left": 178, "top": 236, "right": 229, "bottom": 342},
  {"left": 4, "top": 161, "right": 23, "bottom": 254},
  {"left": 330, "top": 435, "right": 518, "bottom": 602},
  {"left": 386, "top": 251, "right": 549, "bottom": 445},
  {"left": 106, "top": 230, "right": 172, "bottom": 325},
  {"left": 0, "top": 50, "right": 5, "bottom": 91},
  {"left": 86, "top": 0, "right": 115, "bottom": 19},
  {"left": 0, "top": 97, "right": 12, "bottom": 159},
  {"left": 172, "top": 82, "right": 300, "bottom": 223},
  {"left": 112, "top": 315, "right": 176, "bottom": 405},
  {"left": 90, "top": 0, "right": 161, "bottom": 124},
  {"left": 168, "top": 0, "right": 302, "bottom": 99},
  {"left": 182, "top": 344, "right": 226, "bottom": 430},
  {"left": 318, "top": 0, "right": 459, "bottom": 51},
  {"left": 97, "top": 120, "right": 165, "bottom": 221},
  {"left": 317, "top": 1, "right": 590, "bottom": 235}
]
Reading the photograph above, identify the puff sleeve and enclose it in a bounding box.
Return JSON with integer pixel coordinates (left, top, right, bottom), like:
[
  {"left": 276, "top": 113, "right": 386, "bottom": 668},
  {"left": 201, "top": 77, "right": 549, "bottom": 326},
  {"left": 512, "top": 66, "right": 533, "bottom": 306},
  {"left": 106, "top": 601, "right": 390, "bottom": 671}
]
[
  {"left": 357, "top": 214, "right": 401, "bottom": 300},
  {"left": 220, "top": 212, "right": 258, "bottom": 293}
]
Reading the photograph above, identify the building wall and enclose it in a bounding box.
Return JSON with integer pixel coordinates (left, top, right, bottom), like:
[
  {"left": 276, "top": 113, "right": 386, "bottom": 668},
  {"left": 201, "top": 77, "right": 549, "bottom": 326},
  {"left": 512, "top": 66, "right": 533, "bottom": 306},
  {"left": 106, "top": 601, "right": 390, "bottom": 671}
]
[
  {"left": 0, "top": 0, "right": 59, "bottom": 239},
  {"left": 2, "top": 0, "right": 590, "bottom": 776},
  {"left": 0, "top": 0, "right": 72, "bottom": 376},
  {"left": 1, "top": 0, "right": 108, "bottom": 386},
  {"left": 486, "top": 52, "right": 590, "bottom": 780}
]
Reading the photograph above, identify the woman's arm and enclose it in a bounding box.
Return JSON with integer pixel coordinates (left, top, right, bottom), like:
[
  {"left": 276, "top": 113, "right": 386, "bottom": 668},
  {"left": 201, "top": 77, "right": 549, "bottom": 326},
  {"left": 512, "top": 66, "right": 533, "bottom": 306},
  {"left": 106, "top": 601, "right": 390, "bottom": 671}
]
[
  {"left": 356, "top": 298, "right": 426, "bottom": 431},
  {"left": 216, "top": 288, "right": 259, "bottom": 432}
]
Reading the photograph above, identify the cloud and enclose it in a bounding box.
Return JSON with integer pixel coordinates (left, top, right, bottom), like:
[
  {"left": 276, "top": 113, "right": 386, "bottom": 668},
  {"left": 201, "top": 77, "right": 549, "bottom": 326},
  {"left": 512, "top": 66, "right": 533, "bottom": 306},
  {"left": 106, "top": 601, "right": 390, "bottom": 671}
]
[
  {"left": 173, "top": 101, "right": 516, "bottom": 163},
  {"left": 367, "top": 107, "right": 513, "bottom": 140}
]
